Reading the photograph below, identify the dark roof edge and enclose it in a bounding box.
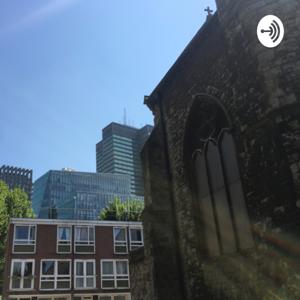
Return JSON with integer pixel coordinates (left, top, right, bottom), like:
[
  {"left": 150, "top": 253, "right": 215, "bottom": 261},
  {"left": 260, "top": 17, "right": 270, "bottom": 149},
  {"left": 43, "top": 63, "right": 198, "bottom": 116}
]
[
  {"left": 103, "top": 122, "right": 139, "bottom": 131},
  {"left": 144, "top": 13, "right": 218, "bottom": 111},
  {"left": 102, "top": 122, "right": 153, "bottom": 132}
]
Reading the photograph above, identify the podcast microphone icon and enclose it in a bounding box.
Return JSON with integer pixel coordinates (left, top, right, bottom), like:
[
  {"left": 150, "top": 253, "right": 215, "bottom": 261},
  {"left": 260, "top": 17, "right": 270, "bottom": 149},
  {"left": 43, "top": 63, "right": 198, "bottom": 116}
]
[
  {"left": 261, "top": 20, "right": 281, "bottom": 43},
  {"left": 257, "top": 15, "right": 284, "bottom": 48}
]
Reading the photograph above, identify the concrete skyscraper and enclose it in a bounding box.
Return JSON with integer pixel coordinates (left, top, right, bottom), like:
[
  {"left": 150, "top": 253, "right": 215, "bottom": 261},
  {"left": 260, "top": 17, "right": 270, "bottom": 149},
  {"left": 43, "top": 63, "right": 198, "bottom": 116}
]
[
  {"left": 0, "top": 165, "right": 33, "bottom": 200},
  {"left": 96, "top": 122, "right": 153, "bottom": 196}
]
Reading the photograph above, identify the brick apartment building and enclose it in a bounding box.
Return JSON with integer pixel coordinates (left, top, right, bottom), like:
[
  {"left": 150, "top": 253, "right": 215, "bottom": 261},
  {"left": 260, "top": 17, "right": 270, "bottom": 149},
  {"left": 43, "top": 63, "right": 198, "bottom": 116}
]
[{"left": 2, "top": 218, "right": 143, "bottom": 300}]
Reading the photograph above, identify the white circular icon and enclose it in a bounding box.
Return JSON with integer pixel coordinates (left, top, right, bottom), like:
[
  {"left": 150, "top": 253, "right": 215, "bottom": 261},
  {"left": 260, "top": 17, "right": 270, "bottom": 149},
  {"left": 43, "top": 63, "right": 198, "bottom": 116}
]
[{"left": 257, "top": 15, "right": 284, "bottom": 48}]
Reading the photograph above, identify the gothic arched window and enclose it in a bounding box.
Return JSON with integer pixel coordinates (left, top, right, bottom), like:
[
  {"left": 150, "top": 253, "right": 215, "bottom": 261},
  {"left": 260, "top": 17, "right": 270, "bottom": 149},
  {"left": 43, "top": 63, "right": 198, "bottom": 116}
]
[{"left": 185, "top": 94, "right": 253, "bottom": 257}]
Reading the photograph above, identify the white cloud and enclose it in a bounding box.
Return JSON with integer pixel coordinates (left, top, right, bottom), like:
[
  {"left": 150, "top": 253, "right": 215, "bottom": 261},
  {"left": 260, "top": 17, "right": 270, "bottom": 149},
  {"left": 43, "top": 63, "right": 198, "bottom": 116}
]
[{"left": 0, "top": 0, "right": 78, "bottom": 36}]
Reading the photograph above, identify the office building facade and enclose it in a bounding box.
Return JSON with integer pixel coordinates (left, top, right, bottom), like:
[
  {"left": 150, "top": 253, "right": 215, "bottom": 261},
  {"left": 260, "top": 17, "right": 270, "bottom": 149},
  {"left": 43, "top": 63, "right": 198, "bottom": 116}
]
[
  {"left": 32, "top": 170, "right": 132, "bottom": 220},
  {"left": 0, "top": 165, "right": 33, "bottom": 200},
  {"left": 2, "top": 218, "right": 143, "bottom": 300},
  {"left": 96, "top": 123, "right": 153, "bottom": 196}
]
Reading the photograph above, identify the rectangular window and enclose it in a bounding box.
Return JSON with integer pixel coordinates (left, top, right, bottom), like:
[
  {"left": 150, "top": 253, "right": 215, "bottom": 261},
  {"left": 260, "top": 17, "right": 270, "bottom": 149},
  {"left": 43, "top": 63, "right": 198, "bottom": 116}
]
[
  {"left": 57, "top": 226, "right": 72, "bottom": 253},
  {"left": 113, "top": 227, "right": 127, "bottom": 254},
  {"left": 37, "top": 297, "right": 69, "bottom": 300},
  {"left": 129, "top": 227, "right": 143, "bottom": 251},
  {"left": 101, "top": 260, "right": 129, "bottom": 289},
  {"left": 40, "top": 260, "right": 71, "bottom": 290},
  {"left": 10, "top": 260, "right": 34, "bottom": 290},
  {"left": 114, "top": 296, "right": 128, "bottom": 300},
  {"left": 74, "top": 297, "right": 93, "bottom": 300},
  {"left": 74, "top": 226, "right": 95, "bottom": 253},
  {"left": 74, "top": 260, "right": 96, "bottom": 289},
  {"left": 99, "top": 296, "right": 129, "bottom": 300},
  {"left": 13, "top": 225, "right": 36, "bottom": 253},
  {"left": 9, "top": 298, "right": 32, "bottom": 300}
]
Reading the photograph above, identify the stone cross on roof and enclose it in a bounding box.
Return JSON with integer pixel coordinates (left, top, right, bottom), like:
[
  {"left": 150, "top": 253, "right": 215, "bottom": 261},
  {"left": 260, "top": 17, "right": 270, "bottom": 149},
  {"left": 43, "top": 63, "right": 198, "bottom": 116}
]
[{"left": 204, "top": 6, "right": 213, "bottom": 16}]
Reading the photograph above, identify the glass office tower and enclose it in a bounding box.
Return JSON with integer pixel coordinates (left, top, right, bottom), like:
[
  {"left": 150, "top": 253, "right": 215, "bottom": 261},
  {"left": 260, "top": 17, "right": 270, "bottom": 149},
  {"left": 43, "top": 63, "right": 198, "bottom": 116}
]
[
  {"left": 96, "top": 123, "right": 153, "bottom": 196},
  {"left": 32, "top": 170, "right": 132, "bottom": 220}
]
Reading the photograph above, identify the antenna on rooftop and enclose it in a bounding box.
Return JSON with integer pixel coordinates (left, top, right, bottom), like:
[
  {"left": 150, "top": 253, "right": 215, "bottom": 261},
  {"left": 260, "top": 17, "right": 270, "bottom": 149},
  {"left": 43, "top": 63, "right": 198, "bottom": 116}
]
[{"left": 123, "top": 108, "right": 127, "bottom": 125}]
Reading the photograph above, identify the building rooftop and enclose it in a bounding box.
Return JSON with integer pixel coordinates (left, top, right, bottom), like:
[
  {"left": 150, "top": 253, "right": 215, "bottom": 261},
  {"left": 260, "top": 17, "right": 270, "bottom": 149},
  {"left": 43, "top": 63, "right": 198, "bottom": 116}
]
[{"left": 10, "top": 217, "right": 142, "bottom": 227}]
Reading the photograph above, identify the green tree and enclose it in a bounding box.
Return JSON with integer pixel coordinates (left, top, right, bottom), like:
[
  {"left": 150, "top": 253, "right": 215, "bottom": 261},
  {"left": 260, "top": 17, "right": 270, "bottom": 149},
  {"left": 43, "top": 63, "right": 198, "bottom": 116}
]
[
  {"left": 0, "top": 181, "right": 35, "bottom": 236},
  {"left": 0, "top": 180, "right": 35, "bottom": 291},
  {"left": 99, "top": 197, "right": 144, "bottom": 221}
]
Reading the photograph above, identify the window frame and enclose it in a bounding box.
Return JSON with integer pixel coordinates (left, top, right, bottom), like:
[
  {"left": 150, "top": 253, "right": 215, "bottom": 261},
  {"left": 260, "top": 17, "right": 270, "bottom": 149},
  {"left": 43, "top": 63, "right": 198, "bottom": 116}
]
[
  {"left": 98, "top": 295, "right": 130, "bottom": 300},
  {"left": 192, "top": 127, "right": 254, "bottom": 256},
  {"left": 40, "top": 259, "right": 71, "bottom": 291},
  {"left": 8, "top": 297, "right": 33, "bottom": 300},
  {"left": 36, "top": 295, "right": 71, "bottom": 300},
  {"left": 101, "top": 259, "right": 130, "bottom": 290},
  {"left": 74, "top": 226, "right": 95, "bottom": 254},
  {"left": 10, "top": 259, "right": 35, "bottom": 290},
  {"left": 129, "top": 227, "right": 143, "bottom": 251},
  {"left": 13, "top": 224, "right": 36, "bottom": 254},
  {"left": 113, "top": 227, "right": 128, "bottom": 254},
  {"left": 74, "top": 259, "right": 96, "bottom": 290},
  {"left": 57, "top": 225, "right": 72, "bottom": 254}
]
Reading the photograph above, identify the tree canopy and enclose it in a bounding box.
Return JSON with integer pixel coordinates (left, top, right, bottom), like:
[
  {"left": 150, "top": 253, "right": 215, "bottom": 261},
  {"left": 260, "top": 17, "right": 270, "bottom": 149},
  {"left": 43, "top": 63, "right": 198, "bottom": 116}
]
[
  {"left": 99, "top": 197, "right": 144, "bottom": 221},
  {"left": 0, "top": 180, "right": 35, "bottom": 289},
  {"left": 0, "top": 180, "right": 35, "bottom": 241}
]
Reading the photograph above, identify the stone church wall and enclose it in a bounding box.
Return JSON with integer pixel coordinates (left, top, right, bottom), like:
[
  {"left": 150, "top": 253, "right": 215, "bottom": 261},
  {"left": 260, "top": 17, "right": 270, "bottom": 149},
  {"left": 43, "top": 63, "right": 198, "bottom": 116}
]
[
  {"left": 129, "top": 248, "right": 156, "bottom": 300},
  {"left": 130, "top": 0, "right": 300, "bottom": 299}
]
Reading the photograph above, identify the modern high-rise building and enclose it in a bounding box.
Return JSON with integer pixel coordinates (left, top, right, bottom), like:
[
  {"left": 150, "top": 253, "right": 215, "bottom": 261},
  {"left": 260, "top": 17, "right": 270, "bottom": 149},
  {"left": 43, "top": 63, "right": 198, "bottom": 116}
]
[
  {"left": 32, "top": 169, "right": 132, "bottom": 220},
  {"left": 96, "top": 122, "right": 153, "bottom": 196},
  {"left": 0, "top": 165, "right": 33, "bottom": 200}
]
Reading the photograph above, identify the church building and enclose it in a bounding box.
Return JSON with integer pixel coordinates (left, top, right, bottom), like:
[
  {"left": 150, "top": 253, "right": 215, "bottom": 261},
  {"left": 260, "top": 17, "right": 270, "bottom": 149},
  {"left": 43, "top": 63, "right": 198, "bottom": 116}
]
[{"left": 130, "top": 0, "right": 300, "bottom": 299}]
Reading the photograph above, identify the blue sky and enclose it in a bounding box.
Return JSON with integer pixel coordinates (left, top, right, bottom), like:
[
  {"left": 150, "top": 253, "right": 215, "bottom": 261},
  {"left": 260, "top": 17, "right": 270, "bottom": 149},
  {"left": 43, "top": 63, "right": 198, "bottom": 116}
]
[{"left": 0, "top": 0, "right": 216, "bottom": 180}]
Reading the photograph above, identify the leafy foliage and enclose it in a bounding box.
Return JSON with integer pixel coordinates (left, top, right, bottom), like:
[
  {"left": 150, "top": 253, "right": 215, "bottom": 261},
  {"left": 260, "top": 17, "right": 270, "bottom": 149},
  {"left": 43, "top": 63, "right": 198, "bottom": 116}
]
[
  {"left": 0, "top": 180, "right": 35, "bottom": 290},
  {"left": 0, "top": 180, "right": 35, "bottom": 240},
  {"left": 99, "top": 197, "right": 144, "bottom": 221}
]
